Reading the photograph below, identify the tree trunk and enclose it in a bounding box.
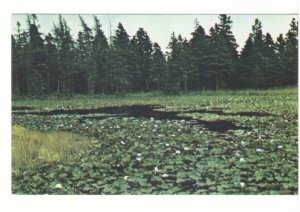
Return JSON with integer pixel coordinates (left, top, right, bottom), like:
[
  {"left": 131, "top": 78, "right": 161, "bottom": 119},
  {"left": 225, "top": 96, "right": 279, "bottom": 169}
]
[{"left": 216, "top": 76, "right": 219, "bottom": 90}]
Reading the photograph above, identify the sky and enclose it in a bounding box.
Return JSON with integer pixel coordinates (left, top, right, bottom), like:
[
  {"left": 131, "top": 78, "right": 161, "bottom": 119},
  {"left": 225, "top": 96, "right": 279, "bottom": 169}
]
[{"left": 11, "top": 14, "right": 298, "bottom": 53}]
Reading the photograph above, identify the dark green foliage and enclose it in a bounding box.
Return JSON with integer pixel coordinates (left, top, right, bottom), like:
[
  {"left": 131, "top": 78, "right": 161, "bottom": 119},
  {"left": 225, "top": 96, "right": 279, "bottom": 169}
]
[
  {"left": 131, "top": 28, "right": 153, "bottom": 92},
  {"left": 11, "top": 15, "right": 298, "bottom": 96},
  {"left": 280, "top": 18, "right": 298, "bottom": 86},
  {"left": 150, "top": 42, "right": 166, "bottom": 90},
  {"left": 53, "top": 15, "right": 76, "bottom": 94},
  {"left": 92, "top": 16, "right": 109, "bottom": 94},
  {"left": 107, "top": 23, "right": 132, "bottom": 94}
]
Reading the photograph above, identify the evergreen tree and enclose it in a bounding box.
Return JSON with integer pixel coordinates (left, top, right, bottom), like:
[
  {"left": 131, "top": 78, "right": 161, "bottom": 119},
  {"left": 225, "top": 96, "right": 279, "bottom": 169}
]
[
  {"left": 27, "top": 14, "right": 48, "bottom": 95},
  {"left": 217, "top": 15, "right": 239, "bottom": 88},
  {"left": 238, "top": 34, "right": 255, "bottom": 88},
  {"left": 189, "top": 23, "right": 212, "bottom": 89},
  {"left": 132, "top": 28, "right": 153, "bottom": 92},
  {"left": 107, "top": 23, "right": 131, "bottom": 94},
  {"left": 177, "top": 36, "right": 193, "bottom": 92},
  {"left": 238, "top": 19, "right": 267, "bottom": 88},
  {"left": 45, "top": 33, "right": 59, "bottom": 93},
  {"left": 164, "top": 32, "right": 182, "bottom": 93},
  {"left": 12, "top": 35, "right": 19, "bottom": 96},
  {"left": 281, "top": 18, "right": 298, "bottom": 85},
  {"left": 13, "top": 22, "right": 30, "bottom": 95},
  {"left": 92, "top": 16, "right": 109, "bottom": 94},
  {"left": 263, "top": 33, "right": 278, "bottom": 86},
  {"left": 150, "top": 42, "right": 166, "bottom": 90},
  {"left": 209, "top": 24, "right": 233, "bottom": 90},
  {"left": 76, "top": 16, "right": 95, "bottom": 94},
  {"left": 53, "top": 15, "right": 76, "bottom": 94}
]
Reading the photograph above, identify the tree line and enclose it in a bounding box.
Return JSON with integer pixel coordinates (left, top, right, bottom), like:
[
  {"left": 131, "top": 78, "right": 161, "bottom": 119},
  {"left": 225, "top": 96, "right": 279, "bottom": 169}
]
[{"left": 12, "top": 14, "right": 298, "bottom": 96}]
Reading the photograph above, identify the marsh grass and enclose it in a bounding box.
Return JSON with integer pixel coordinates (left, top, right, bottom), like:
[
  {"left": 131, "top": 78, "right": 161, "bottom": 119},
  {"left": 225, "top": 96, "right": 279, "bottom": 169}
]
[{"left": 12, "top": 125, "right": 92, "bottom": 169}]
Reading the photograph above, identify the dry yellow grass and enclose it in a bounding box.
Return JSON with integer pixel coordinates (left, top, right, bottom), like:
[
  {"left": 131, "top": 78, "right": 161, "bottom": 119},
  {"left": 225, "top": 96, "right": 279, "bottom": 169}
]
[{"left": 12, "top": 125, "right": 92, "bottom": 169}]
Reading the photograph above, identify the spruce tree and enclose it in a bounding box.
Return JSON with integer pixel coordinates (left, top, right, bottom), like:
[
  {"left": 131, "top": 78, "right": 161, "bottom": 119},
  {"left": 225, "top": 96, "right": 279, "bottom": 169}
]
[
  {"left": 209, "top": 24, "right": 233, "bottom": 90},
  {"left": 164, "top": 32, "right": 181, "bottom": 93},
  {"left": 45, "top": 33, "right": 59, "bottom": 93},
  {"left": 150, "top": 42, "right": 166, "bottom": 90},
  {"left": 53, "top": 15, "right": 76, "bottom": 94},
  {"left": 281, "top": 18, "right": 298, "bottom": 85},
  {"left": 263, "top": 33, "right": 278, "bottom": 87},
  {"left": 132, "top": 28, "right": 153, "bottom": 92},
  {"left": 189, "top": 23, "right": 212, "bottom": 89},
  {"left": 27, "top": 14, "right": 48, "bottom": 95},
  {"left": 92, "top": 16, "right": 109, "bottom": 94},
  {"left": 217, "top": 15, "right": 239, "bottom": 88},
  {"left": 107, "top": 23, "right": 131, "bottom": 94}
]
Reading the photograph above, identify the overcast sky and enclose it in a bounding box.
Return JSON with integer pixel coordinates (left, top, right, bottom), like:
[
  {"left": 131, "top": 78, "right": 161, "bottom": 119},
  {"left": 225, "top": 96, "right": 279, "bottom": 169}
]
[{"left": 11, "top": 14, "right": 297, "bottom": 53}]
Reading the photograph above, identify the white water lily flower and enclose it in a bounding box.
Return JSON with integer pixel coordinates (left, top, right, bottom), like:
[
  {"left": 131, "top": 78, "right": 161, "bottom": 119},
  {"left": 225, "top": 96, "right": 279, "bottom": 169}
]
[
  {"left": 235, "top": 152, "right": 241, "bottom": 157},
  {"left": 154, "top": 167, "right": 159, "bottom": 173},
  {"left": 123, "top": 176, "right": 129, "bottom": 180},
  {"left": 55, "top": 183, "right": 62, "bottom": 189},
  {"left": 256, "top": 148, "right": 263, "bottom": 152},
  {"left": 241, "top": 141, "right": 246, "bottom": 146},
  {"left": 150, "top": 117, "right": 154, "bottom": 121},
  {"left": 137, "top": 153, "right": 142, "bottom": 157},
  {"left": 138, "top": 135, "right": 142, "bottom": 139},
  {"left": 165, "top": 143, "right": 170, "bottom": 147},
  {"left": 136, "top": 157, "right": 142, "bottom": 162},
  {"left": 176, "top": 150, "right": 181, "bottom": 154},
  {"left": 162, "top": 174, "right": 168, "bottom": 178},
  {"left": 171, "top": 134, "right": 176, "bottom": 137},
  {"left": 278, "top": 146, "right": 283, "bottom": 149},
  {"left": 116, "top": 125, "right": 120, "bottom": 129},
  {"left": 120, "top": 141, "right": 125, "bottom": 145},
  {"left": 154, "top": 124, "right": 158, "bottom": 128},
  {"left": 184, "top": 147, "right": 189, "bottom": 151},
  {"left": 240, "top": 182, "right": 245, "bottom": 188},
  {"left": 240, "top": 158, "right": 245, "bottom": 162},
  {"left": 178, "top": 129, "right": 181, "bottom": 132},
  {"left": 158, "top": 134, "right": 162, "bottom": 137}
]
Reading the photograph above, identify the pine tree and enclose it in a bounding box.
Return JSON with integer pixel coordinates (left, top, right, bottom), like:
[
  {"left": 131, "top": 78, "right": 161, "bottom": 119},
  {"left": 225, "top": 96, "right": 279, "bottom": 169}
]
[
  {"left": 263, "top": 33, "right": 278, "bottom": 87},
  {"left": 281, "top": 18, "right": 298, "bottom": 85},
  {"left": 238, "top": 34, "right": 255, "bottom": 88},
  {"left": 92, "top": 16, "right": 109, "bottom": 94},
  {"left": 217, "top": 15, "right": 239, "bottom": 88},
  {"left": 13, "top": 22, "right": 30, "bottom": 95},
  {"left": 53, "top": 15, "right": 76, "bottom": 94},
  {"left": 45, "top": 33, "right": 59, "bottom": 93},
  {"left": 77, "top": 16, "right": 95, "bottom": 94},
  {"left": 163, "top": 32, "right": 181, "bottom": 93},
  {"left": 107, "top": 23, "right": 131, "bottom": 94},
  {"left": 27, "top": 14, "right": 48, "bottom": 95},
  {"left": 238, "top": 19, "right": 267, "bottom": 88},
  {"left": 209, "top": 24, "right": 233, "bottom": 90},
  {"left": 150, "top": 42, "right": 166, "bottom": 90},
  {"left": 189, "top": 23, "right": 212, "bottom": 89},
  {"left": 132, "top": 28, "right": 153, "bottom": 92}
]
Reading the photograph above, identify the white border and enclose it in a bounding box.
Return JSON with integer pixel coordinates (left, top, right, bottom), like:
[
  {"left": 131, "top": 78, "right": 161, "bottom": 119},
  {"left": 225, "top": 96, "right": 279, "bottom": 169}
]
[{"left": 1, "top": 1, "right": 299, "bottom": 212}]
